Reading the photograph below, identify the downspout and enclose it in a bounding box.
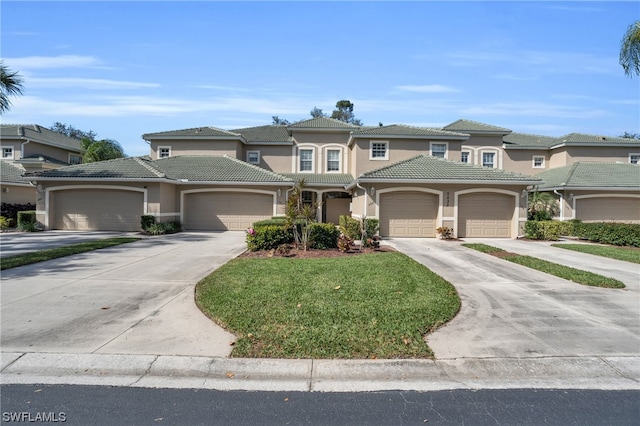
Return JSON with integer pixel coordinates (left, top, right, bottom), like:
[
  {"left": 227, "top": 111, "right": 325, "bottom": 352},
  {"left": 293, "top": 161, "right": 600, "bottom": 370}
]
[
  {"left": 553, "top": 190, "right": 564, "bottom": 220},
  {"left": 20, "top": 140, "right": 30, "bottom": 159},
  {"left": 355, "top": 182, "right": 368, "bottom": 218}
]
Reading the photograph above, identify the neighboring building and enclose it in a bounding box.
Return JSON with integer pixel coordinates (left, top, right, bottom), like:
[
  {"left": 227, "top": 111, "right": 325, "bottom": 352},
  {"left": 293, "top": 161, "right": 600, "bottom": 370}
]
[
  {"left": 0, "top": 124, "right": 83, "bottom": 204},
  {"left": 22, "top": 117, "right": 640, "bottom": 237}
]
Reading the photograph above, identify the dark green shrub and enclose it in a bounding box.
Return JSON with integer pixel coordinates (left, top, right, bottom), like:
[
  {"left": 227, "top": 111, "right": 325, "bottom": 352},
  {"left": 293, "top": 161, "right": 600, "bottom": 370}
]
[
  {"left": 339, "top": 216, "right": 379, "bottom": 242},
  {"left": 143, "top": 220, "right": 182, "bottom": 235},
  {"left": 17, "top": 211, "right": 36, "bottom": 226},
  {"left": 141, "top": 215, "right": 156, "bottom": 231},
  {"left": 572, "top": 222, "right": 640, "bottom": 247},
  {"left": 309, "top": 223, "right": 340, "bottom": 249},
  {"left": 525, "top": 221, "right": 571, "bottom": 241},
  {"left": 246, "top": 225, "right": 292, "bottom": 251},
  {"left": 1, "top": 203, "right": 36, "bottom": 222}
]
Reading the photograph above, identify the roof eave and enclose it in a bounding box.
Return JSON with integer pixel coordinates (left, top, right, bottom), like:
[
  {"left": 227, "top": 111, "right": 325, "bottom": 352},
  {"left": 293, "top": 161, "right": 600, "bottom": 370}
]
[
  {"left": 356, "top": 178, "right": 542, "bottom": 185},
  {"left": 22, "top": 177, "right": 177, "bottom": 184},
  {"left": 536, "top": 186, "right": 640, "bottom": 192},
  {"left": 143, "top": 135, "right": 247, "bottom": 143}
]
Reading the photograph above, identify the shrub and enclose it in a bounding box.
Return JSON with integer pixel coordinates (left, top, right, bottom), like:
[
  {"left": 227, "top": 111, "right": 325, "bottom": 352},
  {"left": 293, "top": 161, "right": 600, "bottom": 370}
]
[
  {"left": 17, "top": 211, "right": 36, "bottom": 226},
  {"left": 144, "top": 221, "right": 182, "bottom": 235},
  {"left": 572, "top": 222, "right": 640, "bottom": 247},
  {"left": 436, "top": 226, "right": 454, "bottom": 240},
  {"left": 524, "top": 220, "right": 571, "bottom": 241},
  {"left": 140, "top": 215, "right": 156, "bottom": 231},
  {"left": 337, "top": 233, "right": 353, "bottom": 252},
  {"left": 339, "top": 216, "right": 379, "bottom": 243},
  {"left": 0, "top": 216, "right": 9, "bottom": 230},
  {"left": 246, "top": 225, "right": 292, "bottom": 251},
  {"left": 1, "top": 203, "right": 36, "bottom": 222},
  {"left": 309, "top": 223, "right": 340, "bottom": 249}
]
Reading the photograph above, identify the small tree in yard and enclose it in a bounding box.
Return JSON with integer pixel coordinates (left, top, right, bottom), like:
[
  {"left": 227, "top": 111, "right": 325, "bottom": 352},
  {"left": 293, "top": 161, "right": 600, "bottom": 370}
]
[{"left": 286, "top": 180, "right": 317, "bottom": 251}]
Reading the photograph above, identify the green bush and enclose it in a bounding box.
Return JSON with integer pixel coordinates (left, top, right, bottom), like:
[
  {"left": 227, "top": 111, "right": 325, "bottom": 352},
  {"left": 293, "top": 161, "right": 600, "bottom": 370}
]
[
  {"left": 246, "top": 225, "right": 292, "bottom": 251},
  {"left": 144, "top": 220, "right": 182, "bottom": 235},
  {"left": 1, "top": 203, "right": 36, "bottom": 222},
  {"left": 309, "top": 223, "right": 340, "bottom": 249},
  {"left": 525, "top": 220, "right": 575, "bottom": 241},
  {"left": 339, "top": 216, "right": 379, "bottom": 241},
  {"left": 0, "top": 216, "right": 9, "bottom": 230},
  {"left": 141, "top": 215, "right": 156, "bottom": 231},
  {"left": 572, "top": 222, "right": 640, "bottom": 247},
  {"left": 17, "top": 211, "right": 37, "bottom": 232}
]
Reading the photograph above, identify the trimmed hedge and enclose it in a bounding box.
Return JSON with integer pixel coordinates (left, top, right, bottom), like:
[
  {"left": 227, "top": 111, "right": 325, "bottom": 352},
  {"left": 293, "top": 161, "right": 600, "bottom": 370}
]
[
  {"left": 525, "top": 220, "right": 640, "bottom": 247},
  {"left": 339, "top": 216, "right": 379, "bottom": 240},
  {"left": 1, "top": 202, "right": 36, "bottom": 222},
  {"left": 246, "top": 220, "right": 340, "bottom": 251},
  {"left": 309, "top": 223, "right": 340, "bottom": 249}
]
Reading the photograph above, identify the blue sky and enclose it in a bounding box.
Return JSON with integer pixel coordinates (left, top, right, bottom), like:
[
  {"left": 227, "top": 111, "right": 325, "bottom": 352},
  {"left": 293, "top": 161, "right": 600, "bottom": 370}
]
[{"left": 2, "top": 1, "right": 639, "bottom": 157}]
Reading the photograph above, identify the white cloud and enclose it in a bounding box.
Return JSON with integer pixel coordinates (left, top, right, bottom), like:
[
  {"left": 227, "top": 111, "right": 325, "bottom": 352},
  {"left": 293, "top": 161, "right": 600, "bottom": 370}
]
[
  {"left": 27, "top": 77, "right": 160, "bottom": 90},
  {"left": 460, "top": 102, "right": 609, "bottom": 119},
  {"left": 4, "top": 55, "right": 101, "bottom": 70},
  {"left": 396, "top": 85, "right": 460, "bottom": 93}
]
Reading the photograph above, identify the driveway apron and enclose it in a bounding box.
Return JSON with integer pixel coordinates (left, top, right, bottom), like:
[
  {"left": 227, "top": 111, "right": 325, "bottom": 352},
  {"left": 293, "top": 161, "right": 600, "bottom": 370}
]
[
  {"left": 388, "top": 238, "right": 640, "bottom": 359},
  {"left": 0, "top": 232, "right": 247, "bottom": 357}
]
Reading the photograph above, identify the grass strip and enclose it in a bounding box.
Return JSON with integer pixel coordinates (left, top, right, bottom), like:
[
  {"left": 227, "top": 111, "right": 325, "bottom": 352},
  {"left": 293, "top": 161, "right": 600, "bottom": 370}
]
[
  {"left": 551, "top": 243, "right": 640, "bottom": 264},
  {"left": 196, "top": 252, "right": 460, "bottom": 359},
  {"left": 0, "top": 237, "right": 140, "bottom": 270},
  {"left": 462, "top": 243, "right": 625, "bottom": 289}
]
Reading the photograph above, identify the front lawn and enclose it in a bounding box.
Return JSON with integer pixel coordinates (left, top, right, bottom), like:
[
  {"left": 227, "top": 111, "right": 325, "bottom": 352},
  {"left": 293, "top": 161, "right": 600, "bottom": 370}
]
[
  {"left": 0, "top": 237, "right": 140, "bottom": 270},
  {"left": 551, "top": 243, "right": 640, "bottom": 264},
  {"left": 462, "top": 243, "right": 625, "bottom": 289},
  {"left": 195, "top": 252, "right": 460, "bottom": 359}
]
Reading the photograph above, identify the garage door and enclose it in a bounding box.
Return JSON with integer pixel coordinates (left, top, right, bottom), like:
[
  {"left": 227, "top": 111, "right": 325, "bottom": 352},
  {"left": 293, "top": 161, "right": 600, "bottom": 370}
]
[
  {"left": 184, "top": 192, "right": 273, "bottom": 230},
  {"left": 458, "top": 192, "right": 514, "bottom": 238},
  {"left": 52, "top": 189, "right": 143, "bottom": 231},
  {"left": 576, "top": 197, "right": 640, "bottom": 223},
  {"left": 379, "top": 191, "right": 438, "bottom": 237}
]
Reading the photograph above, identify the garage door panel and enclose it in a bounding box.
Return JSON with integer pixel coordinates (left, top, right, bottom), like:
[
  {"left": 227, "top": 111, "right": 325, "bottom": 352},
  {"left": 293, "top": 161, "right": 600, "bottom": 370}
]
[
  {"left": 576, "top": 198, "right": 640, "bottom": 223},
  {"left": 380, "top": 191, "right": 438, "bottom": 237},
  {"left": 184, "top": 192, "right": 273, "bottom": 231},
  {"left": 459, "top": 193, "right": 514, "bottom": 238},
  {"left": 53, "top": 189, "right": 143, "bottom": 232}
]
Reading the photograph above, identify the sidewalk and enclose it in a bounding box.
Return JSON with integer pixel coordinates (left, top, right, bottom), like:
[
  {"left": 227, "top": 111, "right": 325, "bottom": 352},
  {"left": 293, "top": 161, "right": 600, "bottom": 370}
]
[{"left": 2, "top": 352, "right": 639, "bottom": 392}]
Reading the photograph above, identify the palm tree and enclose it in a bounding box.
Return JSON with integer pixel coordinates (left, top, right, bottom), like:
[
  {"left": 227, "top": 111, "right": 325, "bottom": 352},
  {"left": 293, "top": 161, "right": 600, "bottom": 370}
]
[
  {"left": 620, "top": 21, "right": 640, "bottom": 78},
  {"left": 0, "top": 60, "right": 24, "bottom": 114}
]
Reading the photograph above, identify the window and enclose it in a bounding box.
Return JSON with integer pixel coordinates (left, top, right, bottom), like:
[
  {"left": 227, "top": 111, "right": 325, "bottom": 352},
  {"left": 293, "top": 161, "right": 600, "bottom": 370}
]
[
  {"left": 430, "top": 143, "right": 447, "bottom": 159},
  {"left": 302, "top": 191, "right": 314, "bottom": 204},
  {"left": 461, "top": 151, "right": 470, "bottom": 163},
  {"left": 326, "top": 149, "right": 340, "bottom": 172},
  {"left": 299, "top": 149, "right": 313, "bottom": 172},
  {"left": 630, "top": 154, "right": 640, "bottom": 165},
  {"left": 247, "top": 150, "right": 260, "bottom": 164},
  {"left": 2, "top": 147, "right": 13, "bottom": 159},
  {"left": 482, "top": 152, "right": 495, "bottom": 168},
  {"left": 370, "top": 141, "right": 388, "bottom": 160},
  {"left": 158, "top": 146, "right": 171, "bottom": 159},
  {"left": 69, "top": 154, "right": 82, "bottom": 165},
  {"left": 532, "top": 156, "right": 545, "bottom": 168}
]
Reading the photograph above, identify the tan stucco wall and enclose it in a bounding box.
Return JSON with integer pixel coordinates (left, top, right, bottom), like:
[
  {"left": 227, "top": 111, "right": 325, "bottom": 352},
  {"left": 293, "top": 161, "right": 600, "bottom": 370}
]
[
  {"left": 504, "top": 149, "right": 550, "bottom": 175},
  {"left": 243, "top": 145, "right": 293, "bottom": 173},
  {"left": 290, "top": 131, "right": 351, "bottom": 146},
  {"left": 0, "top": 141, "right": 21, "bottom": 160},
  {"left": 564, "top": 146, "right": 635, "bottom": 163},
  {"left": 551, "top": 189, "right": 640, "bottom": 223},
  {"left": 24, "top": 142, "right": 79, "bottom": 164},
  {"left": 0, "top": 184, "right": 36, "bottom": 205},
  {"left": 464, "top": 134, "right": 504, "bottom": 148},
  {"left": 149, "top": 140, "right": 242, "bottom": 159}
]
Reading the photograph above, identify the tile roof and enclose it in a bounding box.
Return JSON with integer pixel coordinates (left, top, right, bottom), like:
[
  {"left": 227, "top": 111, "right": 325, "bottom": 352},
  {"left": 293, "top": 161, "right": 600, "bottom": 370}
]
[
  {"left": 1, "top": 160, "right": 27, "bottom": 184},
  {"left": 23, "top": 156, "right": 167, "bottom": 179},
  {"left": 359, "top": 155, "right": 541, "bottom": 183},
  {"left": 551, "top": 133, "right": 640, "bottom": 147},
  {"left": 443, "top": 119, "right": 512, "bottom": 134},
  {"left": 231, "top": 125, "right": 293, "bottom": 144},
  {"left": 351, "top": 124, "right": 469, "bottom": 138},
  {"left": 287, "top": 117, "right": 360, "bottom": 129},
  {"left": 0, "top": 124, "right": 83, "bottom": 152},
  {"left": 142, "top": 127, "right": 243, "bottom": 139},
  {"left": 535, "top": 162, "right": 640, "bottom": 190},
  {"left": 503, "top": 132, "right": 557, "bottom": 149},
  {"left": 153, "top": 156, "right": 292, "bottom": 183},
  {"left": 280, "top": 173, "right": 354, "bottom": 185}
]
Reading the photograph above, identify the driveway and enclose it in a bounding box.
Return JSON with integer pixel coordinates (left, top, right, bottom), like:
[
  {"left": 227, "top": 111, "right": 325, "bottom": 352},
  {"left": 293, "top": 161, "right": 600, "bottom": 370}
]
[
  {"left": 0, "top": 232, "right": 247, "bottom": 357},
  {"left": 388, "top": 238, "right": 640, "bottom": 359}
]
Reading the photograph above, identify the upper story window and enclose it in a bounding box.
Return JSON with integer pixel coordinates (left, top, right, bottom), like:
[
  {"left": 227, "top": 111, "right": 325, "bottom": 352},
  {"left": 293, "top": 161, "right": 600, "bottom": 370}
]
[
  {"left": 2, "top": 147, "right": 14, "bottom": 159},
  {"left": 461, "top": 151, "right": 470, "bottom": 163},
  {"left": 69, "top": 154, "right": 83, "bottom": 165},
  {"left": 532, "top": 156, "right": 545, "bottom": 168},
  {"left": 630, "top": 154, "right": 640, "bottom": 165},
  {"left": 482, "top": 152, "right": 495, "bottom": 168},
  {"left": 158, "top": 146, "right": 171, "bottom": 159},
  {"left": 299, "top": 148, "right": 314, "bottom": 172},
  {"left": 370, "top": 141, "right": 388, "bottom": 160},
  {"left": 247, "top": 150, "right": 260, "bottom": 165},
  {"left": 430, "top": 142, "right": 447, "bottom": 159},
  {"left": 326, "top": 149, "right": 340, "bottom": 172}
]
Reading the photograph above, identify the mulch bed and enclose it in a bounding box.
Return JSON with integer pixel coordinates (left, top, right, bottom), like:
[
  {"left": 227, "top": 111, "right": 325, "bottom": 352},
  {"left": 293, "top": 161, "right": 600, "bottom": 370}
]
[{"left": 240, "top": 245, "right": 397, "bottom": 259}]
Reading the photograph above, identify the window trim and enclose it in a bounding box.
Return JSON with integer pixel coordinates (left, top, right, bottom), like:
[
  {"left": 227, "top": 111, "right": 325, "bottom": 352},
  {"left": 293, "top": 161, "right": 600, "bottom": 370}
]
[
  {"left": 325, "top": 148, "right": 341, "bottom": 173},
  {"left": 482, "top": 151, "right": 496, "bottom": 168},
  {"left": 1, "top": 146, "right": 14, "bottom": 160},
  {"left": 532, "top": 155, "right": 545, "bottom": 169},
  {"left": 629, "top": 153, "right": 640, "bottom": 165},
  {"left": 430, "top": 142, "right": 448, "bottom": 159},
  {"left": 460, "top": 151, "right": 470, "bottom": 164},
  {"left": 69, "top": 153, "right": 83, "bottom": 165},
  {"left": 158, "top": 146, "right": 172, "bottom": 159},
  {"left": 369, "top": 141, "right": 389, "bottom": 160},
  {"left": 298, "top": 147, "right": 315, "bottom": 173},
  {"left": 246, "top": 150, "right": 261, "bottom": 165}
]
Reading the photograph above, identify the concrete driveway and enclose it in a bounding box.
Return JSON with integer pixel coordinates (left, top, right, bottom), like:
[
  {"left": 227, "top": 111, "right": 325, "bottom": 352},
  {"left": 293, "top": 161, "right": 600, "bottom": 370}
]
[
  {"left": 0, "top": 231, "right": 139, "bottom": 258},
  {"left": 0, "top": 231, "right": 247, "bottom": 357},
  {"left": 388, "top": 238, "right": 640, "bottom": 359}
]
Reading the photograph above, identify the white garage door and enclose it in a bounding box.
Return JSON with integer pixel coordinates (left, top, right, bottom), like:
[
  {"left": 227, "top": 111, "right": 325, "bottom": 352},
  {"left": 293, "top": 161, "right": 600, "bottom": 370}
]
[
  {"left": 53, "top": 189, "right": 143, "bottom": 231},
  {"left": 458, "top": 192, "right": 514, "bottom": 238},
  {"left": 576, "top": 197, "right": 640, "bottom": 223},
  {"left": 379, "top": 191, "right": 438, "bottom": 237},
  {"left": 184, "top": 192, "right": 273, "bottom": 230}
]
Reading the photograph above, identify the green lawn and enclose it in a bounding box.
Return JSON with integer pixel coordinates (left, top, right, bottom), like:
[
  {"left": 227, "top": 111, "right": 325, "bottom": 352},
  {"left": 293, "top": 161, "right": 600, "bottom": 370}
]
[
  {"left": 196, "top": 252, "right": 461, "bottom": 359},
  {"left": 551, "top": 243, "right": 640, "bottom": 264},
  {"left": 462, "top": 243, "right": 625, "bottom": 289},
  {"left": 0, "top": 237, "right": 140, "bottom": 270}
]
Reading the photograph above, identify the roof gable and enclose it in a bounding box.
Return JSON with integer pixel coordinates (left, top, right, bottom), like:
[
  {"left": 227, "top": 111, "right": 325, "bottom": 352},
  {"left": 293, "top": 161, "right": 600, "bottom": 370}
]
[
  {"left": 443, "top": 119, "right": 512, "bottom": 135},
  {"left": 0, "top": 124, "right": 83, "bottom": 152},
  {"left": 287, "top": 117, "right": 360, "bottom": 130}
]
